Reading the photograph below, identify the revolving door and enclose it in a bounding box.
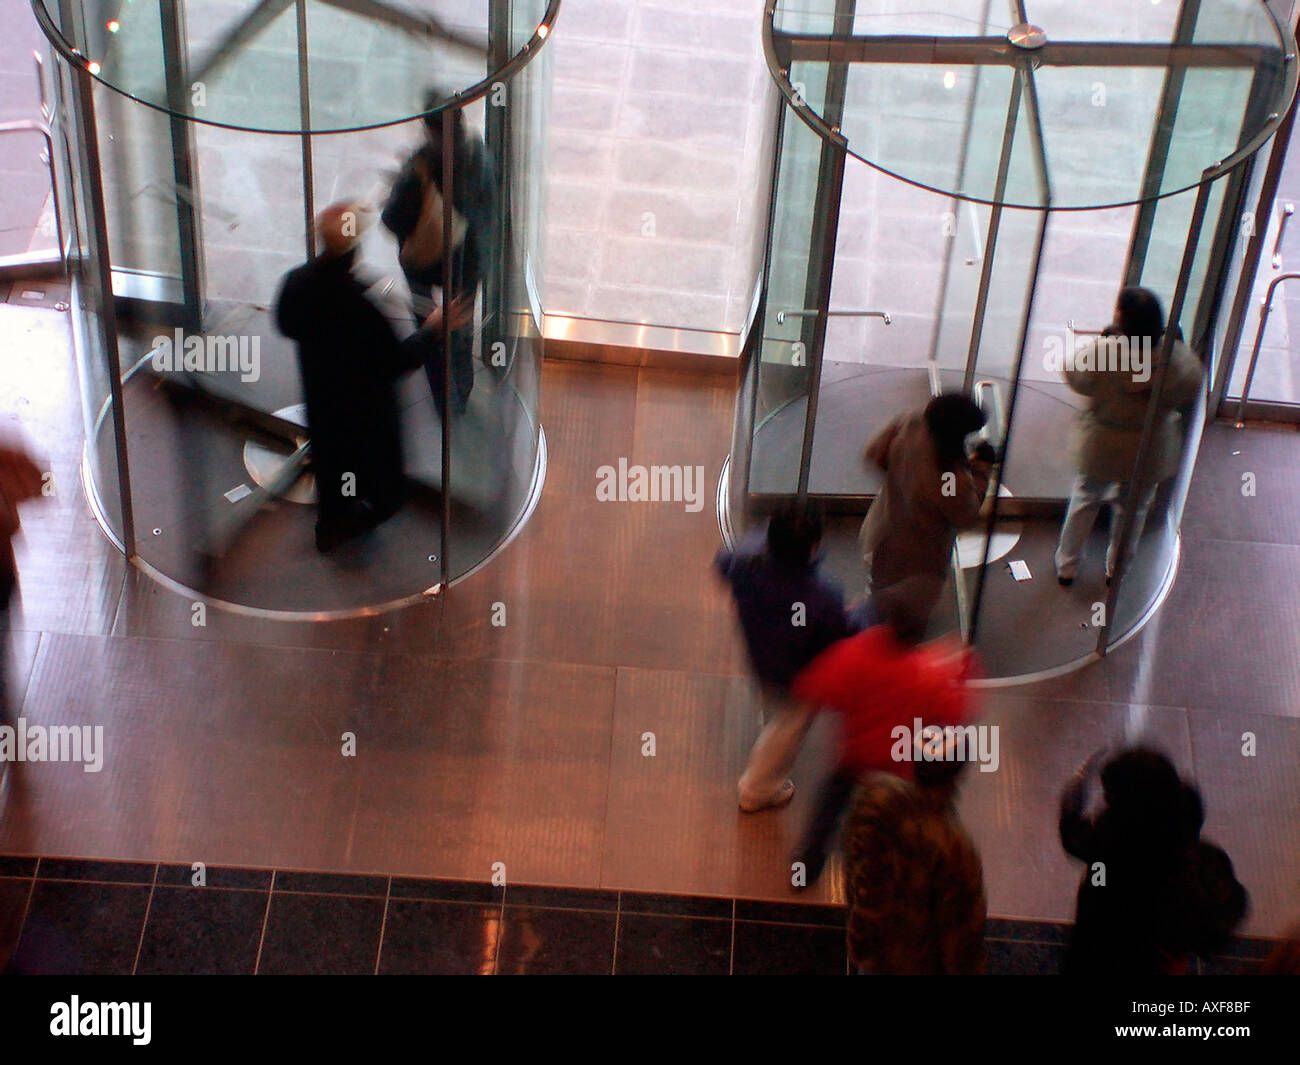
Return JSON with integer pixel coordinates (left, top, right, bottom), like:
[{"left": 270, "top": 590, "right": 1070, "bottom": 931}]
[
  {"left": 33, "top": 0, "right": 557, "bottom": 616},
  {"left": 726, "top": 1, "right": 1296, "bottom": 679}
]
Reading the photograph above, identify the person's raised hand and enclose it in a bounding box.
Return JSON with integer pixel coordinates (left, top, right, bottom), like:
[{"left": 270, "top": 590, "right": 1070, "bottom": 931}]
[{"left": 422, "top": 294, "right": 475, "bottom": 333}]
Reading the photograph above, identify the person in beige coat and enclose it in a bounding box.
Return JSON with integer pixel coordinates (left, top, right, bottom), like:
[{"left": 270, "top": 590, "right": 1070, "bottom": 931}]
[
  {"left": 1055, "top": 287, "right": 1204, "bottom": 585},
  {"left": 859, "top": 393, "right": 994, "bottom": 625}
]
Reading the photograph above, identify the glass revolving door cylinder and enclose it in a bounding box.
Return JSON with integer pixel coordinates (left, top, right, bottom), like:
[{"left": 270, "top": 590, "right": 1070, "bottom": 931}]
[
  {"left": 34, "top": 0, "right": 558, "bottom": 617},
  {"left": 727, "top": 0, "right": 1296, "bottom": 680}
]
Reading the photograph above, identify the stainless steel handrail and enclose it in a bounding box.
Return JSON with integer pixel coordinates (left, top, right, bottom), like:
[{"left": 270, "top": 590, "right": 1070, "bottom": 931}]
[
  {"left": 775, "top": 308, "right": 891, "bottom": 325},
  {"left": 1272, "top": 202, "right": 1295, "bottom": 268},
  {"left": 1234, "top": 270, "right": 1300, "bottom": 426},
  {"left": 0, "top": 116, "right": 66, "bottom": 273}
]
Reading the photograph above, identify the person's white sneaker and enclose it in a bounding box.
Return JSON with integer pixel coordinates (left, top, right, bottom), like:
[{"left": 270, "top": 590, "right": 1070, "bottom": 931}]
[{"left": 739, "top": 778, "right": 795, "bottom": 813}]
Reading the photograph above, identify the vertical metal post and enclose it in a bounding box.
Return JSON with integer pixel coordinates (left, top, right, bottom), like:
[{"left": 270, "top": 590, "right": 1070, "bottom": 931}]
[
  {"left": 440, "top": 111, "right": 456, "bottom": 591},
  {"left": 967, "top": 62, "right": 1052, "bottom": 647},
  {"left": 963, "top": 72, "right": 1023, "bottom": 393},
  {"left": 484, "top": 0, "right": 511, "bottom": 344},
  {"left": 742, "top": 94, "right": 787, "bottom": 506},
  {"left": 1125, "top": 0, "right": 1202, "bottom": 286},
  {"left": 926, "top": 0, "right": 997, "bottom": 381},
  {"left": 295, "top": 0, "right": 314, "bottom": 259},
  {"left": 1097, "top": 169, "right": 1214, "bottom": 655},
  {"left": 792, "top": 0, "right": 855, "bottom": 499},
  {"left": 75, "top": 63, "right": 136, "bottom": 557},
  {"left": 159, "top": 0, "right": 204, "bottom": 328},
  {"left": 1212, "top": 97, "right": 1300, "bottom": 412}
]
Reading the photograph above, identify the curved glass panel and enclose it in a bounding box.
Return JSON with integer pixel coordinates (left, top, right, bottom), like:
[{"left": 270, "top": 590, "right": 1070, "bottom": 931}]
[
  {"left": 767, "top": 0, "right": 1296, "bottom": 209},
  {"left": 37, "top": 0, "right": 556, "bottom": 615},
  {"left": 33, "top": 0, "right": 554, "bottom": 133}
]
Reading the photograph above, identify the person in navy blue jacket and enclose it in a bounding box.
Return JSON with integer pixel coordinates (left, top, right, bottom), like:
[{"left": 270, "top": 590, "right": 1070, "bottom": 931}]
[{"left": 715, "top": 499, "right": 853, "bottom": 811}]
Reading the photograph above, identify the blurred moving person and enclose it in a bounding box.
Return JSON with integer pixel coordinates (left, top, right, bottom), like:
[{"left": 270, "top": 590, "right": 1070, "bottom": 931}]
[
  {"left": 1055, "top": 287, "right": 1203, "bottom": 586},
  {"left": 0, "top": 439, "right": 44, "bottom": 798},
  {"left": 715, "top": 499, "right": 852, "bottom": 812},
  {"left": 383, "top": 93, "right": 495, "bottom": 418},
  {"left": 842, "top": 730, "right": 987, "bottom": 975},
  {"left": 859, "top": 393, "right": 994, "bottom": 627},
  {"left": 789, "top": 582, "right": 975, "bottom": 886},
  {"left": 276, "top": 202, "right": 469, "bottom": 552},
  {"left": 1059, "top": 746, "right": 1248, "bottom": 974}
]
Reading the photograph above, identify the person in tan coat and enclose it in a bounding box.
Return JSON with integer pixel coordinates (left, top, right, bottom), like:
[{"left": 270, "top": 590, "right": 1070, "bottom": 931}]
[
  {"left": 0, "top": 440, "right": 44, "bottom": 735},
  {"left": 858, "top": 393, "right": 993, "bottom": 626},
  {"left": 1054, "top": 287, "right": 1204, "bottom": 585}
]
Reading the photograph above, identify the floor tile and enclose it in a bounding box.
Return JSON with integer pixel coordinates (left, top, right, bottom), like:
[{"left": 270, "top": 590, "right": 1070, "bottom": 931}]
[
  {"left": 0, "top": 875, "right": 31, "bottom": 971},
  {"left": 8, "top": 879, "right": 149, "bottom": 974},
  {"left": 731, "top": 920, "right": 846, "bottom": 976},
  {"left": 256, "top": 893, "right": 385, "bottom": 975},
  {"left": 378, "top": 899, "right": 501, "bottom": 975},
  {"left": 986, "top": 938, "right": 1066, "bottom": 976},
  {"left": 136, "top": 886, "right": 268, "bottom": 975},
  {"left": 615, "top": 913, "right": 731, "bottom": 974},
  {"left": 495, "top": 907, "right": 617, "bottom": 975}
]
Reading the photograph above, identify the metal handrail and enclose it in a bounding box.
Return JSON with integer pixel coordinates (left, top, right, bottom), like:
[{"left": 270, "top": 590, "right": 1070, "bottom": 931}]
[
  {"left": 1234, "top": 271, "right": 1300, "bottom": 426},
  {"left": 775, "top": 308, "right": 891, "bottom": 325},
  {"left": 1271, "top": 203, "right": 1295, "bottom": 268},
  {"left": 0, "top": 113, "right": 67, "bottom": 273}
]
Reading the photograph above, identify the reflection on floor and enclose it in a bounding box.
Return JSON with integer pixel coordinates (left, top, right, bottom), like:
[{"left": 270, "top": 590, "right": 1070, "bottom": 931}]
[
  {"left": 0, "top": 856, "right": 1280, "bottom": 975},
  {"left": 0, "top": 302, "right": 1298, "bottom": 963}
]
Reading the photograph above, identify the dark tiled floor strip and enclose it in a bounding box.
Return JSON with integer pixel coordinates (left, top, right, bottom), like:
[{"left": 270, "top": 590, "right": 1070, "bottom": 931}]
[{"left": 0, "top": 855, "right": 1279, "bottom": 975}]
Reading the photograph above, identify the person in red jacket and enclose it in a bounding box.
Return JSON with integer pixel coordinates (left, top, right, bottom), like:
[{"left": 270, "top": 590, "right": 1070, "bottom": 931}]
[{"left": 789, "top": 579, "right": 975, "bottom": 885}]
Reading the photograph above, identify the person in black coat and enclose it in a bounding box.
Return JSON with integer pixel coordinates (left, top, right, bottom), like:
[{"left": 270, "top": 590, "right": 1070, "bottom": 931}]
[
  {"left": 275, "top": 202, "right": 465, "bottom": 552},
  {"left": 1059, "top": 746, "right": 1247, "bottom": 974},
  {"left": 382, "top": 96, "right": 496, "bottom": 418}
]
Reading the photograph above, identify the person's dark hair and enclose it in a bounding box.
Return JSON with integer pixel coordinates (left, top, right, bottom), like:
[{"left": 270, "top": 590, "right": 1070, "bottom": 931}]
[
  {"left": 1116, "top": 286, "right": 1165, "bottom": 344},
  {"left": 766, "top": 499, "right": 823, "bottom": 569},
  {"left": 875, "top": 579, "right": 931, "bottom": 647},
  {"left": 421, "top": 90, "right": 465, "bottom": 141},
  {"left": 1100, "top": 746, "right": 1180, "bottom": 808},
  {"left": 914, "top": 728, "right": 970, "bottom": 793},
  {"left": 924, "top": 393, "right": 986, "bottom": 469}
]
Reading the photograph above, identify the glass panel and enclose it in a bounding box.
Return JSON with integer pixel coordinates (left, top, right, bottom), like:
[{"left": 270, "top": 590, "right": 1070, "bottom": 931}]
[
  {"left": 35, "top": 0, "right": 557, "bottom": 613},
  {"left": 34, "top": 0, "right": 545, "bottom": 133},
  {"left": 775, "top": 0, "right": 1017, "bottom": 37},
  {"left": 768, "top": 0, "right": 1294, "bottom": 209},
  {"left": 57, "top": 66, "right": 127, "bottom": 544},
  {"left": 804, "top": 166, "right": 945, "bottom": 496},
  {"left": 748, "top": 79, "right": 834, "bottom": 498},
  {"left": 447, "top": 47, "right": 548, "bottom": 581}
]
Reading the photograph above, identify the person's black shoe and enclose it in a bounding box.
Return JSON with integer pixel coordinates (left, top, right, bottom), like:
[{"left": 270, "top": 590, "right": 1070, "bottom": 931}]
[{"left": 1057, "top": 575, "right": 1073, "bottom": 587}]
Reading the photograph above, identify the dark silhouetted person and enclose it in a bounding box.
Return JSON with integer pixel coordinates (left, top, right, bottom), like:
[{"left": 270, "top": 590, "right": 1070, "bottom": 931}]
[
  {"left": 842, "top": 729, "right": 987, "bottom": 974},
  {"left": 789, "top": 582, "right": 975, "bottom": 885},
  {"left": 276, "top": 202, "right": 467, "bottom": 552},
  {"left": 1059, "top": 746, "right": 1247, "bottom": 974},
  {"left": 382, "top": 95, "right": 495, "bottom": 418},
  {"left": 715, "top": 500, "right": 851, "bottom": 812},
  {"left": 1055, "top": 287, "right": 1203, "bottom": 585},
  {"left": 859, "top": 393, "right": 993, "bottom": 626}
]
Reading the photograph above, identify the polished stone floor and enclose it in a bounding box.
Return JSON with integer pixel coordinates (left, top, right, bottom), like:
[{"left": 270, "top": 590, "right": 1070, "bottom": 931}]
[
  {"left": 0, "top": 298, "right": 1297, "bottom": 960},
  {"left": 0, "top": 855, "right": 1279, "bottom": 975}
]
